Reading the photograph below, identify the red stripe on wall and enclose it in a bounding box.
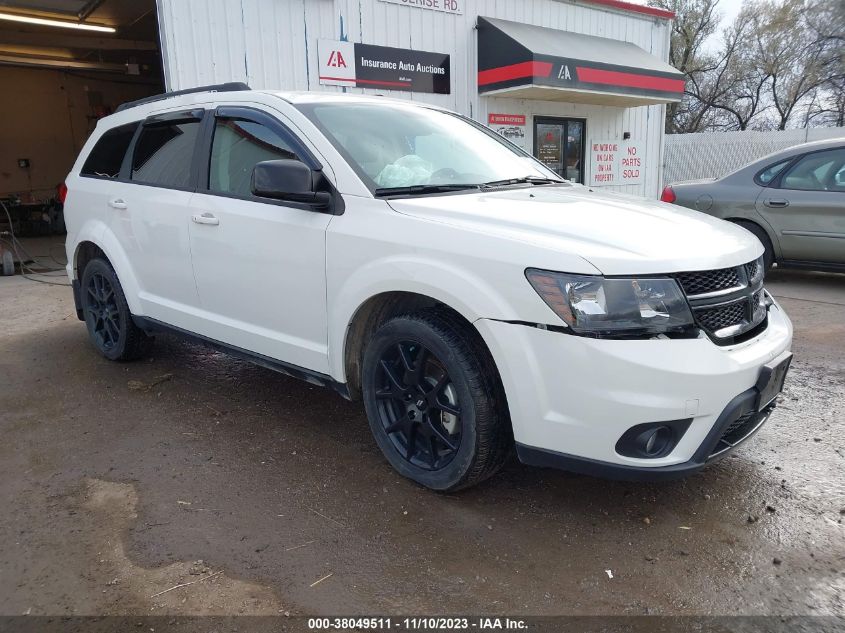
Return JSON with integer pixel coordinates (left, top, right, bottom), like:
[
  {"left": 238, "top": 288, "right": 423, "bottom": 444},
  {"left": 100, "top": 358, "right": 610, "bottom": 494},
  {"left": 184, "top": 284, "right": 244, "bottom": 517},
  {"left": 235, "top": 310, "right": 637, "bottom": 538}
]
[
  {"left": 477, "top": 61, "right": 554, "bottom": 86},
  {"left": 576, "top": 67, "right": 685, "bottom": 93}
]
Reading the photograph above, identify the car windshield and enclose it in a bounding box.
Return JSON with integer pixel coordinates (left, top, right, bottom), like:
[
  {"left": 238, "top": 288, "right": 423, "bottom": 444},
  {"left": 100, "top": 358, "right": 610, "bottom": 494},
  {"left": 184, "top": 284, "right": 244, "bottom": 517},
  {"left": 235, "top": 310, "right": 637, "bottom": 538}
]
[{"left": 295, "top": 101, "right": 562, "bottom": 195}]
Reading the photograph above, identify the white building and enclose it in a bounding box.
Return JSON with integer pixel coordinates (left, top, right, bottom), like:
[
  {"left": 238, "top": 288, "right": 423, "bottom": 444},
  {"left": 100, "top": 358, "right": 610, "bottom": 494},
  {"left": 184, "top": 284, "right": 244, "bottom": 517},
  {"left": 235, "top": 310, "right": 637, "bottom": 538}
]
[
  {"left": 155, "top": 0, "right": 682, "bottom": 198},
  {"left": 0, "top": 0, "right": 681, "bottom": 203}
]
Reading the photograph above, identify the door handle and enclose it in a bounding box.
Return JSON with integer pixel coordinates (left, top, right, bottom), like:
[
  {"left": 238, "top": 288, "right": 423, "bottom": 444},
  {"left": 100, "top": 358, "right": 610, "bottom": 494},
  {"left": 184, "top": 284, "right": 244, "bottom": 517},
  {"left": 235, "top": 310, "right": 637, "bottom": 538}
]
[
  {"left": 108, "top": 198, "right": 128, "bottom": 210},
  {"left": 191, "top": 212, "right": 219, "bottom": 226},
  {"left": 765, "top": 199, "right": 789, "bottom": 208}
]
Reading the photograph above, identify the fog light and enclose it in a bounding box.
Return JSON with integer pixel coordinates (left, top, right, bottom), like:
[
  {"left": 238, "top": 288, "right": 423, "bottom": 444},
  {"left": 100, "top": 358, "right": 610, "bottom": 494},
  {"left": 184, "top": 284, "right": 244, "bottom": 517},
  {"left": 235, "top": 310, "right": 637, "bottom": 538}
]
[
  {"left": 615, "top": 419, "right": 692, "bottom": 459},
  {"left": 638, "top": 426, "right": 673, "bottom": 456}
]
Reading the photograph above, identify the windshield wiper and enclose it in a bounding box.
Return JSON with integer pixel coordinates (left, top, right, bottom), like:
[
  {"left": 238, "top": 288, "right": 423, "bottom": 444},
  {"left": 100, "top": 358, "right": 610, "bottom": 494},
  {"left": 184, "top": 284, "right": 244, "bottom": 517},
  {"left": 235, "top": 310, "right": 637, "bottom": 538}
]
[
  {"left": 480, "top": 176, "right": 564, "bottom": 188},
  {"left": 374, "top": 183, "right": 482, "bottom": 197}
]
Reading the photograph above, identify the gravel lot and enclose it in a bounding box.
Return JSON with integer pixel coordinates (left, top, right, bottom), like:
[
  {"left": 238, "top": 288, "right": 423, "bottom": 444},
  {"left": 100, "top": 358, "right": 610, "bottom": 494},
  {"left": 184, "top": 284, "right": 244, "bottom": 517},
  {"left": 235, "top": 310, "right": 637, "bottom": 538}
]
[{"left": 0, "top": 239, "right": 843, "bottom": 617}]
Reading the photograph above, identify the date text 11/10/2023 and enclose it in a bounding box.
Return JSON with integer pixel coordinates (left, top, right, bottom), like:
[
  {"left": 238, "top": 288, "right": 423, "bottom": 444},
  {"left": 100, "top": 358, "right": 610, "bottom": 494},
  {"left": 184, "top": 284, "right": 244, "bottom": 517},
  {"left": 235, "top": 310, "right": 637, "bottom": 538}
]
[{"left": 306, "top": 616, "right": 529, "bottom": 630}]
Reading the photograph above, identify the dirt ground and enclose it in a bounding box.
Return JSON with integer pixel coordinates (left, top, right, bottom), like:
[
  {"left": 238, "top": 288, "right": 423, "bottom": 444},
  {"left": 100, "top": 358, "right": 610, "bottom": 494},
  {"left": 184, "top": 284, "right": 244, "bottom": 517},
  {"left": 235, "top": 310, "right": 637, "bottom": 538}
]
[{"left": 0, "top": 238, "right": 843, "bottom": 618}]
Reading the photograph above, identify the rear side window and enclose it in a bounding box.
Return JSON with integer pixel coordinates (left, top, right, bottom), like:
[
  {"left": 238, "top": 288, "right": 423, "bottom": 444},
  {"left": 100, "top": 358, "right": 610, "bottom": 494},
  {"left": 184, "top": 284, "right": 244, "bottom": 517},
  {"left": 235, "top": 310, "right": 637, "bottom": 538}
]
[
  {"left": 755, "top": 158, "right": 791, "bottom": 185},
  {"left": 131, "top": 120, "right": 201, "bottom": 189},
  {"left": 209, "top": 118, "right": 301, "bottom": 197},
  {"left": 81, "top": 122, "right": 139, "bottom": 179}
]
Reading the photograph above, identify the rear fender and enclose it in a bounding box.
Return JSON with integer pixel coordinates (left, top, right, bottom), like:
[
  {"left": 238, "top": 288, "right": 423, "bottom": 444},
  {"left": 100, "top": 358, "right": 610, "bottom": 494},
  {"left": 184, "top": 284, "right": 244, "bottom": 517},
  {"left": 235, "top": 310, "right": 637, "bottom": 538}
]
[{"left": 73, "top": 221, "right": 144, "bottom": 316}]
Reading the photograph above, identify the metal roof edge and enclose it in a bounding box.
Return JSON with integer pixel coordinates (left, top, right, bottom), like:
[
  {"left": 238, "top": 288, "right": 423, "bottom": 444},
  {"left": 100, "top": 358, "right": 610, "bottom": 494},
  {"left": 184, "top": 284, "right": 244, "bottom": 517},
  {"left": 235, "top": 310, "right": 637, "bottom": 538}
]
[{"left": 575, "top": 0, "right": 676, "bottom": 21}]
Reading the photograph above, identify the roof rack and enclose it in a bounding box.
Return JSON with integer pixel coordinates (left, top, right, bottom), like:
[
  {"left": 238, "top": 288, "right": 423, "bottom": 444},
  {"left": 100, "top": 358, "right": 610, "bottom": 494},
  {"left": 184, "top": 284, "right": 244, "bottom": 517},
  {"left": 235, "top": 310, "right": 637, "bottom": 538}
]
[{"left": 115, "top": 82, "right": 251, "bottom": 113}]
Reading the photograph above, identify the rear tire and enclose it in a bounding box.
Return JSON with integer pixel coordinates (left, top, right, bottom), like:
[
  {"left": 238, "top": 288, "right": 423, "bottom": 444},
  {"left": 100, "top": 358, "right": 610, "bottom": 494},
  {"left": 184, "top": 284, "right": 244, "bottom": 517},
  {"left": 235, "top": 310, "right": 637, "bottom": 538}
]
[
  {"left": 80, "top": 258, "right": 152, "bottom": 361},
  {"left": 361, "top": 309, "right": 511, "bottom": 491},
  {"left": 733, "top": 220, "right": 775, "bottom": 271}
]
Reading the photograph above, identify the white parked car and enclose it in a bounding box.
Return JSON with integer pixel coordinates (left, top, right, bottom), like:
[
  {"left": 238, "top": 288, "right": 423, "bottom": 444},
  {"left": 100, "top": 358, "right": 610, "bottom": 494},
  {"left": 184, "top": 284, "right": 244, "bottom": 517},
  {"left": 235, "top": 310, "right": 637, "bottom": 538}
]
[{"left": 64, "top": 84, "right": 793, "bottom": 491}]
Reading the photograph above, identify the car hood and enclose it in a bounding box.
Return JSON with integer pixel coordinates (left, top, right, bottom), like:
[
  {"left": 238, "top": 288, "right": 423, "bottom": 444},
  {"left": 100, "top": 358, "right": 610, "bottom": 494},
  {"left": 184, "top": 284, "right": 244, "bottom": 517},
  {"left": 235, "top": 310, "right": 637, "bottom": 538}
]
[{"left": 387, "top": 185, "right": 762, "bottom": 275}]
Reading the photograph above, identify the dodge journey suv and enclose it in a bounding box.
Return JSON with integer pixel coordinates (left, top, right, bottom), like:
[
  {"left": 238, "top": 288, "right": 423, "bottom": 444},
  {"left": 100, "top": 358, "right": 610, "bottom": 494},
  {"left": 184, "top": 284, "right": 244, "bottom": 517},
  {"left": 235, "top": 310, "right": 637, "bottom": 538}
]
[{"left": 64, "top": 83, "right": 793, "bottom": 491}]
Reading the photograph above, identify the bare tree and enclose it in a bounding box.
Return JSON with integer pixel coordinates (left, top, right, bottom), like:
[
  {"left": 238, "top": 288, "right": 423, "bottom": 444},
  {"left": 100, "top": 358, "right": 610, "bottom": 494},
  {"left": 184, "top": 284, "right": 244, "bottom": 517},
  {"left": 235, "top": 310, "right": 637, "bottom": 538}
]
[
  {"left": 653, "top": 0, "right": 844, "bottom": 132},
  {"left": 709, "top": 8, "right": 771, "bottom": 130},
  {"left": 803, "top": 0, "right": 845, "bottom": 126},
  {"left": 648, "top": 0, "right": 722, "bottom": 133},
  {"left": 752, "top": 0, "right": 831, "bottom": 129}
]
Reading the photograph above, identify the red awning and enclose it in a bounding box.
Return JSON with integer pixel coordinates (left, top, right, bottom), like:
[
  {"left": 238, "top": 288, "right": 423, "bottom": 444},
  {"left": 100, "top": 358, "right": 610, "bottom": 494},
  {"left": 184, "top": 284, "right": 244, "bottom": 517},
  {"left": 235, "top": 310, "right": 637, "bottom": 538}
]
[{"left": 477, "top": 17, "right": 685, "bottom": 107}]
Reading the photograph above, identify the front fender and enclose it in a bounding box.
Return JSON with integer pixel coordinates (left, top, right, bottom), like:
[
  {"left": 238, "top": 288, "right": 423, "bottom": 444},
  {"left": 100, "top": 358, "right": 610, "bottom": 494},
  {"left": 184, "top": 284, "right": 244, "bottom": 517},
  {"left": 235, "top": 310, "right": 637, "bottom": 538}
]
[
  {"left": 327, "top": 253, "right": 549, "bottom": 382},
  {"left": 325, "top": 199, "right": 601, "bottom": 383}
]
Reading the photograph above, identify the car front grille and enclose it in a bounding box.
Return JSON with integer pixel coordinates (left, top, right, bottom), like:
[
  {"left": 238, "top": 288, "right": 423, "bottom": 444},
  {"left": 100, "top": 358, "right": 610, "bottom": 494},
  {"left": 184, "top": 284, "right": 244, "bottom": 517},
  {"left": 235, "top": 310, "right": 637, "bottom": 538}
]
[
  {"left": 676, "top": 267, "right": 740, "bottom": 296},
  {"left": 695, "top": 300, "right": 747, "bottom": 333},
  {"left": 745, "top": 259, "right": 761, "bottom": 283},
  {"left": 673, "top": 259, "right": 767, "bottom": 343},
  {"left": 709, "top": 405, "right": 773, "bottom": 459}
]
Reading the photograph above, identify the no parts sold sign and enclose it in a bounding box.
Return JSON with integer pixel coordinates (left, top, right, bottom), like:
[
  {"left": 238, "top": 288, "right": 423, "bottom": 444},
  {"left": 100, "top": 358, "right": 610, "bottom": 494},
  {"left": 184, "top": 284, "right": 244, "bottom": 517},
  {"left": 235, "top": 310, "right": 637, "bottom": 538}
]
[{"left": 590, "top": 140, "right": 645, "bottom": 186}]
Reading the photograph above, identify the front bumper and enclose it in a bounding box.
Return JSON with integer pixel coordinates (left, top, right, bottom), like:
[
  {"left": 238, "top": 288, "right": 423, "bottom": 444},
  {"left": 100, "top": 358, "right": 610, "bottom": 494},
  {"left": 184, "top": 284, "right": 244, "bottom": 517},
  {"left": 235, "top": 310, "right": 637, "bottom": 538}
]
[
  {"left": 475, "top": 299, "right": 792, "bottom": 477},
  {"left": 515, "top": 388, "right": 775, "bottom": 481}
]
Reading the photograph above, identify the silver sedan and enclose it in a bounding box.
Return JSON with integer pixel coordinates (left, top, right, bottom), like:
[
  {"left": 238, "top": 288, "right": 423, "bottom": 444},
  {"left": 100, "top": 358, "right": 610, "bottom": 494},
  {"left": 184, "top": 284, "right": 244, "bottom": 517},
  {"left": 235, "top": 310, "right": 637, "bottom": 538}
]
[{"left": 661, "top": 138, "right": 845, "bottom": 272}]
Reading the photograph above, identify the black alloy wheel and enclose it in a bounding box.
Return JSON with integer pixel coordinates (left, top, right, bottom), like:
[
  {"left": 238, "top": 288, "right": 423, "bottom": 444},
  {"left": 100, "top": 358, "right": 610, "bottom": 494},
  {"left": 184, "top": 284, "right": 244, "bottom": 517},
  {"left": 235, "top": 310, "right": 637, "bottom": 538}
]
[
  {"left": 374, "top": 340, "right": 462, "bottom": 471},
  {"left": 85, "top": 270, "right": 121, "bottom": 352},
  {"left": 80, "top": 258, "right": 152, "bottom": 361},
  {"left": 362, "top": 309, "right": 511, "bottom": 491}
]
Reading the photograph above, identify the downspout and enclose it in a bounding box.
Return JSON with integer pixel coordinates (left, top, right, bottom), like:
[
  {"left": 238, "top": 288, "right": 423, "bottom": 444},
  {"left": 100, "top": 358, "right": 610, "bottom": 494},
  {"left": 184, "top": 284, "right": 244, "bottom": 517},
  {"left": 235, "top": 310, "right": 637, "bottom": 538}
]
[{"left": 154, "top": 0, "right": 172, "bottom": 91}]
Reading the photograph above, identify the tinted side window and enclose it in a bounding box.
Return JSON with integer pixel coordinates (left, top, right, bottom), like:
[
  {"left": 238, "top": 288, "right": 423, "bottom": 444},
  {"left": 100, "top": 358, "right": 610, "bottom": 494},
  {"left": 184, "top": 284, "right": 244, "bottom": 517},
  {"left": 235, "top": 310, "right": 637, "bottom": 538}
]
[
  {"left": 131, "top": 121, "right": 201, "bottom": 188},
  {"left": 209, "top": 118, "right": 301, "bottom": 197},
  {"left": 780, "top": 148, "right": 845, "bottom": 192},
  {"left": 756, "top": 158, "right": 791, "bottom": 185},
  {"left": 81, "top": 122, "right": 139, "bottom": 179}
]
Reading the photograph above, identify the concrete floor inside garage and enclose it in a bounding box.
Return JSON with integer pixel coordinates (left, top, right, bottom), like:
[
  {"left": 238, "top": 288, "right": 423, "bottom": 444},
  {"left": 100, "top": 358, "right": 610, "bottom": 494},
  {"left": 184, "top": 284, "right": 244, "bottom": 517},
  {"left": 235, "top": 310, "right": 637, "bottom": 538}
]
[{"left": 0, "top": 235, "right": 843, "bottom": 616}]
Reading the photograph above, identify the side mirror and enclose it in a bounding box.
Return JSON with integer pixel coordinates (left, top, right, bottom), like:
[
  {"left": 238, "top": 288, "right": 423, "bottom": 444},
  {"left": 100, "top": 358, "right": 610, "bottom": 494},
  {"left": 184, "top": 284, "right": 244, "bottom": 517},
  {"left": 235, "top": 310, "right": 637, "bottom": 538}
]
[{"left": 251, "top": 160, "right": 331, "bottom": 208}]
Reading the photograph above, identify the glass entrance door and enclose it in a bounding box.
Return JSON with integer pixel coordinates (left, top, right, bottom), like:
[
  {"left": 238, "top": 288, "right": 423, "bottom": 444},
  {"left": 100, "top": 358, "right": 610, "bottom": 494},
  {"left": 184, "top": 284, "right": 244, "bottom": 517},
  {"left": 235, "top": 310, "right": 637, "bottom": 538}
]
[{"left": 533, "top": 117, "right": 585, "bottom": 184}]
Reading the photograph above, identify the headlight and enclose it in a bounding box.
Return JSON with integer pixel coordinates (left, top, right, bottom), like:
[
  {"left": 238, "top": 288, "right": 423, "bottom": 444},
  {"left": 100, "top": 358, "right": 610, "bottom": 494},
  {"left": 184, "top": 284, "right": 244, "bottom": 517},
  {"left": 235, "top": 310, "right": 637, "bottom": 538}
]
[{"left": 526, "top": 269, "right": 694, "bottom": 335}]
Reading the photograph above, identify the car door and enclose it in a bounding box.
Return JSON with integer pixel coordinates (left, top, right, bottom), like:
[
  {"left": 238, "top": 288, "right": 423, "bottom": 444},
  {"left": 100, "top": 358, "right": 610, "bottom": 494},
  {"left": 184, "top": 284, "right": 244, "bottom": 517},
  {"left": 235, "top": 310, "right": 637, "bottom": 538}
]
[
  {"left": 187, "top": 106, "right": 332, "bottom": 374},
  {"left": 107, "top": 109, "right": 205, "bottom": 328},
  {"left": 756, "top": 147, "right": 845, "bottom": 264}
]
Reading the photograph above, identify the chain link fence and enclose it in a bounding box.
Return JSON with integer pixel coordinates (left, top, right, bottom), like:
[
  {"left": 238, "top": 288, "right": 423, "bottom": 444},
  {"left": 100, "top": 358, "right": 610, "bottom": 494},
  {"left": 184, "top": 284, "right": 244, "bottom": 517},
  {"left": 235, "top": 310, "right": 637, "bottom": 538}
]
[{"left": 663, "top": 127, "right": 845, "bottom": 184}]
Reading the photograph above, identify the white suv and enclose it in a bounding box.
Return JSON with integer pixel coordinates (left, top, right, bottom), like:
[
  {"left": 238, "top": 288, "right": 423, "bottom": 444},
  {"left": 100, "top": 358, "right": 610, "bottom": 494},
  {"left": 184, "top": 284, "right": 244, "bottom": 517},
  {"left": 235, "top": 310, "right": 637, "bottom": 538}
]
[{"left": 64, "top": 84, "right": 793, "bottom": 491}]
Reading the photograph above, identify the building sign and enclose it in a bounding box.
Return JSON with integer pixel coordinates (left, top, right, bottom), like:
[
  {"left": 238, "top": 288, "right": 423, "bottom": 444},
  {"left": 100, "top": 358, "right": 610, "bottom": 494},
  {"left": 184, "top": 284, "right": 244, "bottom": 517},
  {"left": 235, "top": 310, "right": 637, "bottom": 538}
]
[
  {"left": 537, "top": 127, "right": 563, "bottom": 174},
  {"left": 619, "top": 141, "right": 644, "bottom": 185},
  {"left": 590, "top": 140, "right": 619, "bottom": 186},
  {"left": 488, "top": 113, "right": 526, "bottom": 148},
  {"left": 378, "top": 0, "right": 463, "bottom": 15},
  {"left": 318, "top": 40, "right": 450, "bottom": 94},
  {"left": 590, "top": 140, "right": 645, "bottom": 186}
]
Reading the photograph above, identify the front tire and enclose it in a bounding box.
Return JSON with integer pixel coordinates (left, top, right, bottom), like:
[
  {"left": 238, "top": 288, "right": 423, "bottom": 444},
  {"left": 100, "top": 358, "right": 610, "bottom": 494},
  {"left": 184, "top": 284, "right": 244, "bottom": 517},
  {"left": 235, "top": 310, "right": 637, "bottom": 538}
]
[
  {"left": 362, "top": 309, "right": 511, "bottom": 491},
  {"left": 80, "top": 258, "right": 152, "bottom": 361}
]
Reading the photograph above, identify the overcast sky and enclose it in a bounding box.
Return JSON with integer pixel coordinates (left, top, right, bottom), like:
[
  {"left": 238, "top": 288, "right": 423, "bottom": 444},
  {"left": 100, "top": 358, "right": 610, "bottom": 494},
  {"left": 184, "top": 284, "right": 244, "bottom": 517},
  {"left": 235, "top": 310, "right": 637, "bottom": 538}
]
[{"left": 626, "top": 0, "right": 746, "bottom": 32}]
